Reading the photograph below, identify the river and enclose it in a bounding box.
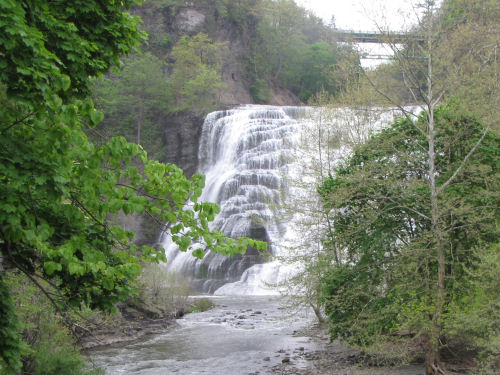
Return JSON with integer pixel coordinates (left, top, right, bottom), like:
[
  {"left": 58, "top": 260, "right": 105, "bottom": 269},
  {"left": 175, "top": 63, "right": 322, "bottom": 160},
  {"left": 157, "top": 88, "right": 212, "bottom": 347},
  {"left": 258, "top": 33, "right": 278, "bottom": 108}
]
[
  {"left": 88, "top": 295, "right": 427, "bottom": 375},
  {"left": 89, "top": 296, "right": 320, "bottom": 374}
]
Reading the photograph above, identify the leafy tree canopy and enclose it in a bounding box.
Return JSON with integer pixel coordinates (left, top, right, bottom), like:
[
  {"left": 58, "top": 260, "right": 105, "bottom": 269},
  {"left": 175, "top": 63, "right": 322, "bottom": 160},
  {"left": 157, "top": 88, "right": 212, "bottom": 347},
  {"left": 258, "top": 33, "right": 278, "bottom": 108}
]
[
  {"left": 0, "top": 1, "right": 265, "bottom": 372},
  {"left": 92, "top": 52, "right": 170, "bottom": 153},
  {"left": 319, "top": 104, "right": 499, "bottom": 355},
  {"left": 170, "top": 33, "right": 228, "bottom": 111}
]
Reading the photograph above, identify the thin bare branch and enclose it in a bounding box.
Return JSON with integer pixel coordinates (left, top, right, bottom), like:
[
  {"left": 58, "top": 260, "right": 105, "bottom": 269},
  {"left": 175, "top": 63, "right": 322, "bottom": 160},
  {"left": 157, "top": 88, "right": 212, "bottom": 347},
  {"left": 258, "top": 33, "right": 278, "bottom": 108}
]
[
  {"left": 437, "top": 126, "right": 490, "bottom": 194},
  {"left": 363, "top": 72, "right": 428, "bottom": 137}
]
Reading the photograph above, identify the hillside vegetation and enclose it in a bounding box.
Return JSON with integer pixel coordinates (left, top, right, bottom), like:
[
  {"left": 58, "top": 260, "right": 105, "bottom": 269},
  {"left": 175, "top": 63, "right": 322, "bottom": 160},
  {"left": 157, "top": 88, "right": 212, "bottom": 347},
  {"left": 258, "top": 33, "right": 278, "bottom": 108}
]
[{"left": 91, "top": 0, "right": 361, "bottom": 159}]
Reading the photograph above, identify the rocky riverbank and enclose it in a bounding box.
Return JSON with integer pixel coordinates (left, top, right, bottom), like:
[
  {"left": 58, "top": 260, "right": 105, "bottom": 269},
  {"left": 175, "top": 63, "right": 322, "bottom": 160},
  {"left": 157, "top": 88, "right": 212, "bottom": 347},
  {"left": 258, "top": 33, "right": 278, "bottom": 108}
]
[
  {"left": 269, "top": 334, "right": 424, "bottom": 375},
  {"left": 78, "top": 302, "right": 180, "bottom": 350},
  {"left": 268, "top": 326, "right": 472, "bottom": 375},
  {"left": 83, "top": 297, "right": 470, "bottom": 374}
]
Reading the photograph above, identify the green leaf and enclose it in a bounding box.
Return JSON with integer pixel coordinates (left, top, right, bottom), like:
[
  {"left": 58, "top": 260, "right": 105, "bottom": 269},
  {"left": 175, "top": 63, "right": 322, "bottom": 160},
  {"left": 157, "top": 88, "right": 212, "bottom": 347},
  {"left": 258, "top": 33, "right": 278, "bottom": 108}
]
[
  {"left": 60, "top": 74, "right": 71, "bottom": 91},
  {"left": 192, "top": 249, "right": 205, "bottom": 259},
  {"left": 68, "top": 262, "right": 84, "bottom": 276},
  {"left": 44, "top": 261, "right": 62, "bottom": 276},
  {"left": 102, "top": 278, "right": 115, "bottom": 291},
  {"left": 178, "top": 236, "right": 191, "bottom": 251},
  {"left": 89, "top": 109, "right": 104, "bottom": 126}
]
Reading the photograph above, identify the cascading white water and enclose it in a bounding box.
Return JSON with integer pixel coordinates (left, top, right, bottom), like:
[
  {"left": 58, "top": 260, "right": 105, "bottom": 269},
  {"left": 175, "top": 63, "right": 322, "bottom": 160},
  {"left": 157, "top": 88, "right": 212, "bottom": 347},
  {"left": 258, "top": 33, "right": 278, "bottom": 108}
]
[
  {"left": 161, "top": 105, "right": 309, "bottom": 294},
  {"left": 161, "top": 104, "right": 399, "bottom": 295}
]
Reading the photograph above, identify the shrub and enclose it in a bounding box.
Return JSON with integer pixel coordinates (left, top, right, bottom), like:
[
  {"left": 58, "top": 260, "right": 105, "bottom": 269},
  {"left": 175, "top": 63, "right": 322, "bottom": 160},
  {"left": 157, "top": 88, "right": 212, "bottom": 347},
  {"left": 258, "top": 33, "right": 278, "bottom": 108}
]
[{"left": 188, "top": 298, "right": 214, "bottom": 313}]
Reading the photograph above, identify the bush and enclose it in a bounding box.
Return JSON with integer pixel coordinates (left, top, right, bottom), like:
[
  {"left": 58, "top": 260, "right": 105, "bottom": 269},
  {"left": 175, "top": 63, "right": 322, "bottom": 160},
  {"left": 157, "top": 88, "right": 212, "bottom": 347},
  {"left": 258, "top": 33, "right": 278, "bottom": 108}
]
[
  {"left": 136, "top": 264, "right": 192, "bottom": 314},
  {"left": 35, "top": 345, "right": 90, "bottom": 375},
  {"left": 4, "top": 272, "right": 104, "bottom": 375},
  {"left": 445, "top": 242, "right": 500, "bottom": 374},
  {"left": 188, "top": 298, "right": 214, "bottom": 313},
  {"left": 250, "top": 78, "right": 270, "bottom": 104}
]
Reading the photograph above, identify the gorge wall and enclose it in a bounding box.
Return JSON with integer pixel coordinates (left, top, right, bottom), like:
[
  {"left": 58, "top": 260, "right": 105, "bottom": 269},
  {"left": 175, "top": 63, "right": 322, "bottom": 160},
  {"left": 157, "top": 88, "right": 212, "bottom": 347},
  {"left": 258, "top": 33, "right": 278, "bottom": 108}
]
[{"left": 124, "top": 3, "right": 303, "bottom": 246}]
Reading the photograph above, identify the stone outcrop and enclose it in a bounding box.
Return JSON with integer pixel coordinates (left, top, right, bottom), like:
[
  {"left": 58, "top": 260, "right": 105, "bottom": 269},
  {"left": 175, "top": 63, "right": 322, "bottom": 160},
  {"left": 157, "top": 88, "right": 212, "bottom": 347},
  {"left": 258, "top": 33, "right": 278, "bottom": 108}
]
[{"left": 160, "top": 111, "right": 205, "bottom": 178}]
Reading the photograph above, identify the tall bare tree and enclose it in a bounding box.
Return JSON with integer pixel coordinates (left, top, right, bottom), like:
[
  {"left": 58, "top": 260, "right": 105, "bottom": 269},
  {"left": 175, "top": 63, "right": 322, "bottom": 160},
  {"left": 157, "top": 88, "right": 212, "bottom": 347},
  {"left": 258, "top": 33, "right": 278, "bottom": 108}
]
[{"left": 320, "top": 1, "right": 497, "bottom": 373}]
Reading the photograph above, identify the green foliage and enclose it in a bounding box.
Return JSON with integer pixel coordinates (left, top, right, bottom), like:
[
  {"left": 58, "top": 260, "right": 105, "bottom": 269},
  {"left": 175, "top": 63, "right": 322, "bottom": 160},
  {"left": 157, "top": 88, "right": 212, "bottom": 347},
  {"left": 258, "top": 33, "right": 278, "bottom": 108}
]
[
  {"left": 0, "top": 275, "right": 25, "bottom": 373},
  {"left": 34, "top": 345, "right": 93, "bottom": 375},
  {"left": 0, "top": 0, "right": 141, "bottom": 367},
  {"left": 368, "top": 0, "right": 499, "bottom": 129},
  {"left": 293, "top": 42, "right": 339, "bottom": 101},
  {"left": 436, "top": 0, "right": 500, "bottom": 132},
  {"left": 3, "top": 273, "right": 103, "bottom": 375},
  {"left": 92, "top": 52, "right": 170, "bottom": 155},
  {"left": 318, "top": 105, "right": 499, "bottom": 357},
  {"left": 131, "top": 0, "right": 361, "bottom": 105},
  {"left": 92, "top": 31, "right": 228, "bottom": 156},
  {"left": 445, "top": 242, "right": 500, "bottom": 374},
  {"left": 170, "top": 33, "right": 228, "bottom": 111},
  {"left": 250, "top": 0, "right": 360, "bottom": 102},
  {"left": 0, "top": 0, "right": 145, "bottom": 103},
  {"left": 0, "top": 0, "right": 266, "bottom": 366},
  {"left": 196, "top": 0, "right": 261, "bottom": 30},
  {"left": 250, "top": 78, "right": 270, "bottom": 104}
]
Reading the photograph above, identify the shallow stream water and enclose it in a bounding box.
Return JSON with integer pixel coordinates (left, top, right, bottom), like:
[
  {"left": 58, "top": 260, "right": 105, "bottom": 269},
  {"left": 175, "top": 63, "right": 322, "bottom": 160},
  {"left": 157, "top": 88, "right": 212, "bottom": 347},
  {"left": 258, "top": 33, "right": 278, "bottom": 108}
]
[{"left": 89, "top": 296, "right": 319, "bottom": 374}]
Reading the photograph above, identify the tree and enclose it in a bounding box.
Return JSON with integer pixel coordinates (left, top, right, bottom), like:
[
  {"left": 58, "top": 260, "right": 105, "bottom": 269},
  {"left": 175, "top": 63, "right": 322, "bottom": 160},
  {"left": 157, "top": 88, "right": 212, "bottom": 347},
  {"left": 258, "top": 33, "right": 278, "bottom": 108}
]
[
  {"left": 1, "top": 1, "right": 143, "bottom": 369},
  {"left": 170, "top": 33, "right": 228, "bottom": 111},
  {"left": 316, "top": 1, "right": 499, "bottom": 372},
  {"left": 257, "top": 0, "right": 305, "bottom": 81},
  {"left": 319, "top": 105, "right": 499, "bottom": 372},
  {"left": 0, "top": 1, "right": 265, "bottom": 372},
  {"left": 93, "top": 52, "right": 170, "bottom": 149},
  {"left": 276, "top": 101, "right": 338, "bottom": 324},
  {"left": 2, "top": 272, "right": 99, "bottom": 375},
  {"left": 277, "top": 92, "right": 386, "bottom": 324},
  {"left": 292, "top": 42, "right": 339, "bottom": 101},
  {"left": 436, "top": 0, "right": 500, "bottom": 132},
  {"left": 445, "top": 241, "right": 500, "bottom": 374}
]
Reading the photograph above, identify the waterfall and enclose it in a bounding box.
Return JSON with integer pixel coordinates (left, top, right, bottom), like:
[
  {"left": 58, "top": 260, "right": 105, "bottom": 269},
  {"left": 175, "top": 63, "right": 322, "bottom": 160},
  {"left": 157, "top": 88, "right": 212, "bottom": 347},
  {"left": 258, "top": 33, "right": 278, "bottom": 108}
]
[
  {"left": 161, "top": 105, "right": 309, "bottom": 294},
  {"left": 161, "top": 104, "right": 397, "bottom": 295}
]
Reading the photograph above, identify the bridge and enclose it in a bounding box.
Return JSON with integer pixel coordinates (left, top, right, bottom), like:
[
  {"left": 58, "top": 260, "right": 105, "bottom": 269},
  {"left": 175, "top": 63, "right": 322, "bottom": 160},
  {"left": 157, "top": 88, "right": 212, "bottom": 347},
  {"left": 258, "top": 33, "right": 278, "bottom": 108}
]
[{"left": 333, "top": 29, "right": 423, "bottom": 44}]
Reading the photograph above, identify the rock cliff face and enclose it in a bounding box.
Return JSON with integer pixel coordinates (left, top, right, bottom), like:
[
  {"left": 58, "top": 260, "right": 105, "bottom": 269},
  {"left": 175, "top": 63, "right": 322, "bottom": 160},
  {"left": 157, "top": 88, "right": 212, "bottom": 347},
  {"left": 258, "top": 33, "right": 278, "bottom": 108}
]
[{"left": 161, "top": 111, "right": 205, "bottom": 178}]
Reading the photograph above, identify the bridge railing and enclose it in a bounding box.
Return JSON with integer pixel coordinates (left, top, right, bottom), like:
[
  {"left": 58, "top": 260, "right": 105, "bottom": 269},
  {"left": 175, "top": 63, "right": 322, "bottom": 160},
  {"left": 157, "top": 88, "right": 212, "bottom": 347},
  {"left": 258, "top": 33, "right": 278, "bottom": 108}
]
[{"left": 333, "top": 29, "right": 423, "bottom": 44}]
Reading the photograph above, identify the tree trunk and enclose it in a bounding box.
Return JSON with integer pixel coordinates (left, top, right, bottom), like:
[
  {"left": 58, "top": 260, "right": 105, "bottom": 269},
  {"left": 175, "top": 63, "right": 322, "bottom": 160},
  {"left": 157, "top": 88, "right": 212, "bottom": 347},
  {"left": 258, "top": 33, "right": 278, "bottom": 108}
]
[
  {"left": 427, "top": 113, "right": 444, "bottom": 375},
  {"left": 274, "top": 54, "right": 283, "bottom": 80},
  {"left": 137, "top": 102, "right": 143, "bottom": 145},
  {"left": 425, "top": 9, "right": 445, "bottom": 372},
  {"left": 311, "top": 303, "right": 325, "bottom": 325}
]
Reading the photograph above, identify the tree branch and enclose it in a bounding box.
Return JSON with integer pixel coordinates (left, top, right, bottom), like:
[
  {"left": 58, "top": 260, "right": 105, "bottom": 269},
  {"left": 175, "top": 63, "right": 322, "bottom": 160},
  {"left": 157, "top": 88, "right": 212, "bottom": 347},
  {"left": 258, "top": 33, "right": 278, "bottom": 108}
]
[
  {"left": 437, "top": 126, "right": 489, "bottom": 195},
  {"left": 1, "top": 111, "right": 36, "bottom": 134},
  {"left": 363, "top": 72, "right": 428, "bottom": 138}
]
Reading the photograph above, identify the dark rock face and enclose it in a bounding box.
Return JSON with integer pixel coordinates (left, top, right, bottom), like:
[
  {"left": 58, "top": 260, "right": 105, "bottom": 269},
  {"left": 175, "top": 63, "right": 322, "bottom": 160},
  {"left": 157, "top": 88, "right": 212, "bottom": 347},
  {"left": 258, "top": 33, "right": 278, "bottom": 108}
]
[{"left": 160, "top": 111, "right": 205, "bottom": 178}]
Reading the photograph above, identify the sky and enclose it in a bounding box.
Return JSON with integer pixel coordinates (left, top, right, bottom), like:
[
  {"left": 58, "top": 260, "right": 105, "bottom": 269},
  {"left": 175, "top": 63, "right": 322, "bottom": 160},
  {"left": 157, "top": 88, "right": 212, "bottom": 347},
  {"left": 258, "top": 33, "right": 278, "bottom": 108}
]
[
  {"left": 295, "top": 0, "right": 419, "bottom": 31},
  {"left": 295, "top": 0, "right": 421, "bottom": 67}
]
